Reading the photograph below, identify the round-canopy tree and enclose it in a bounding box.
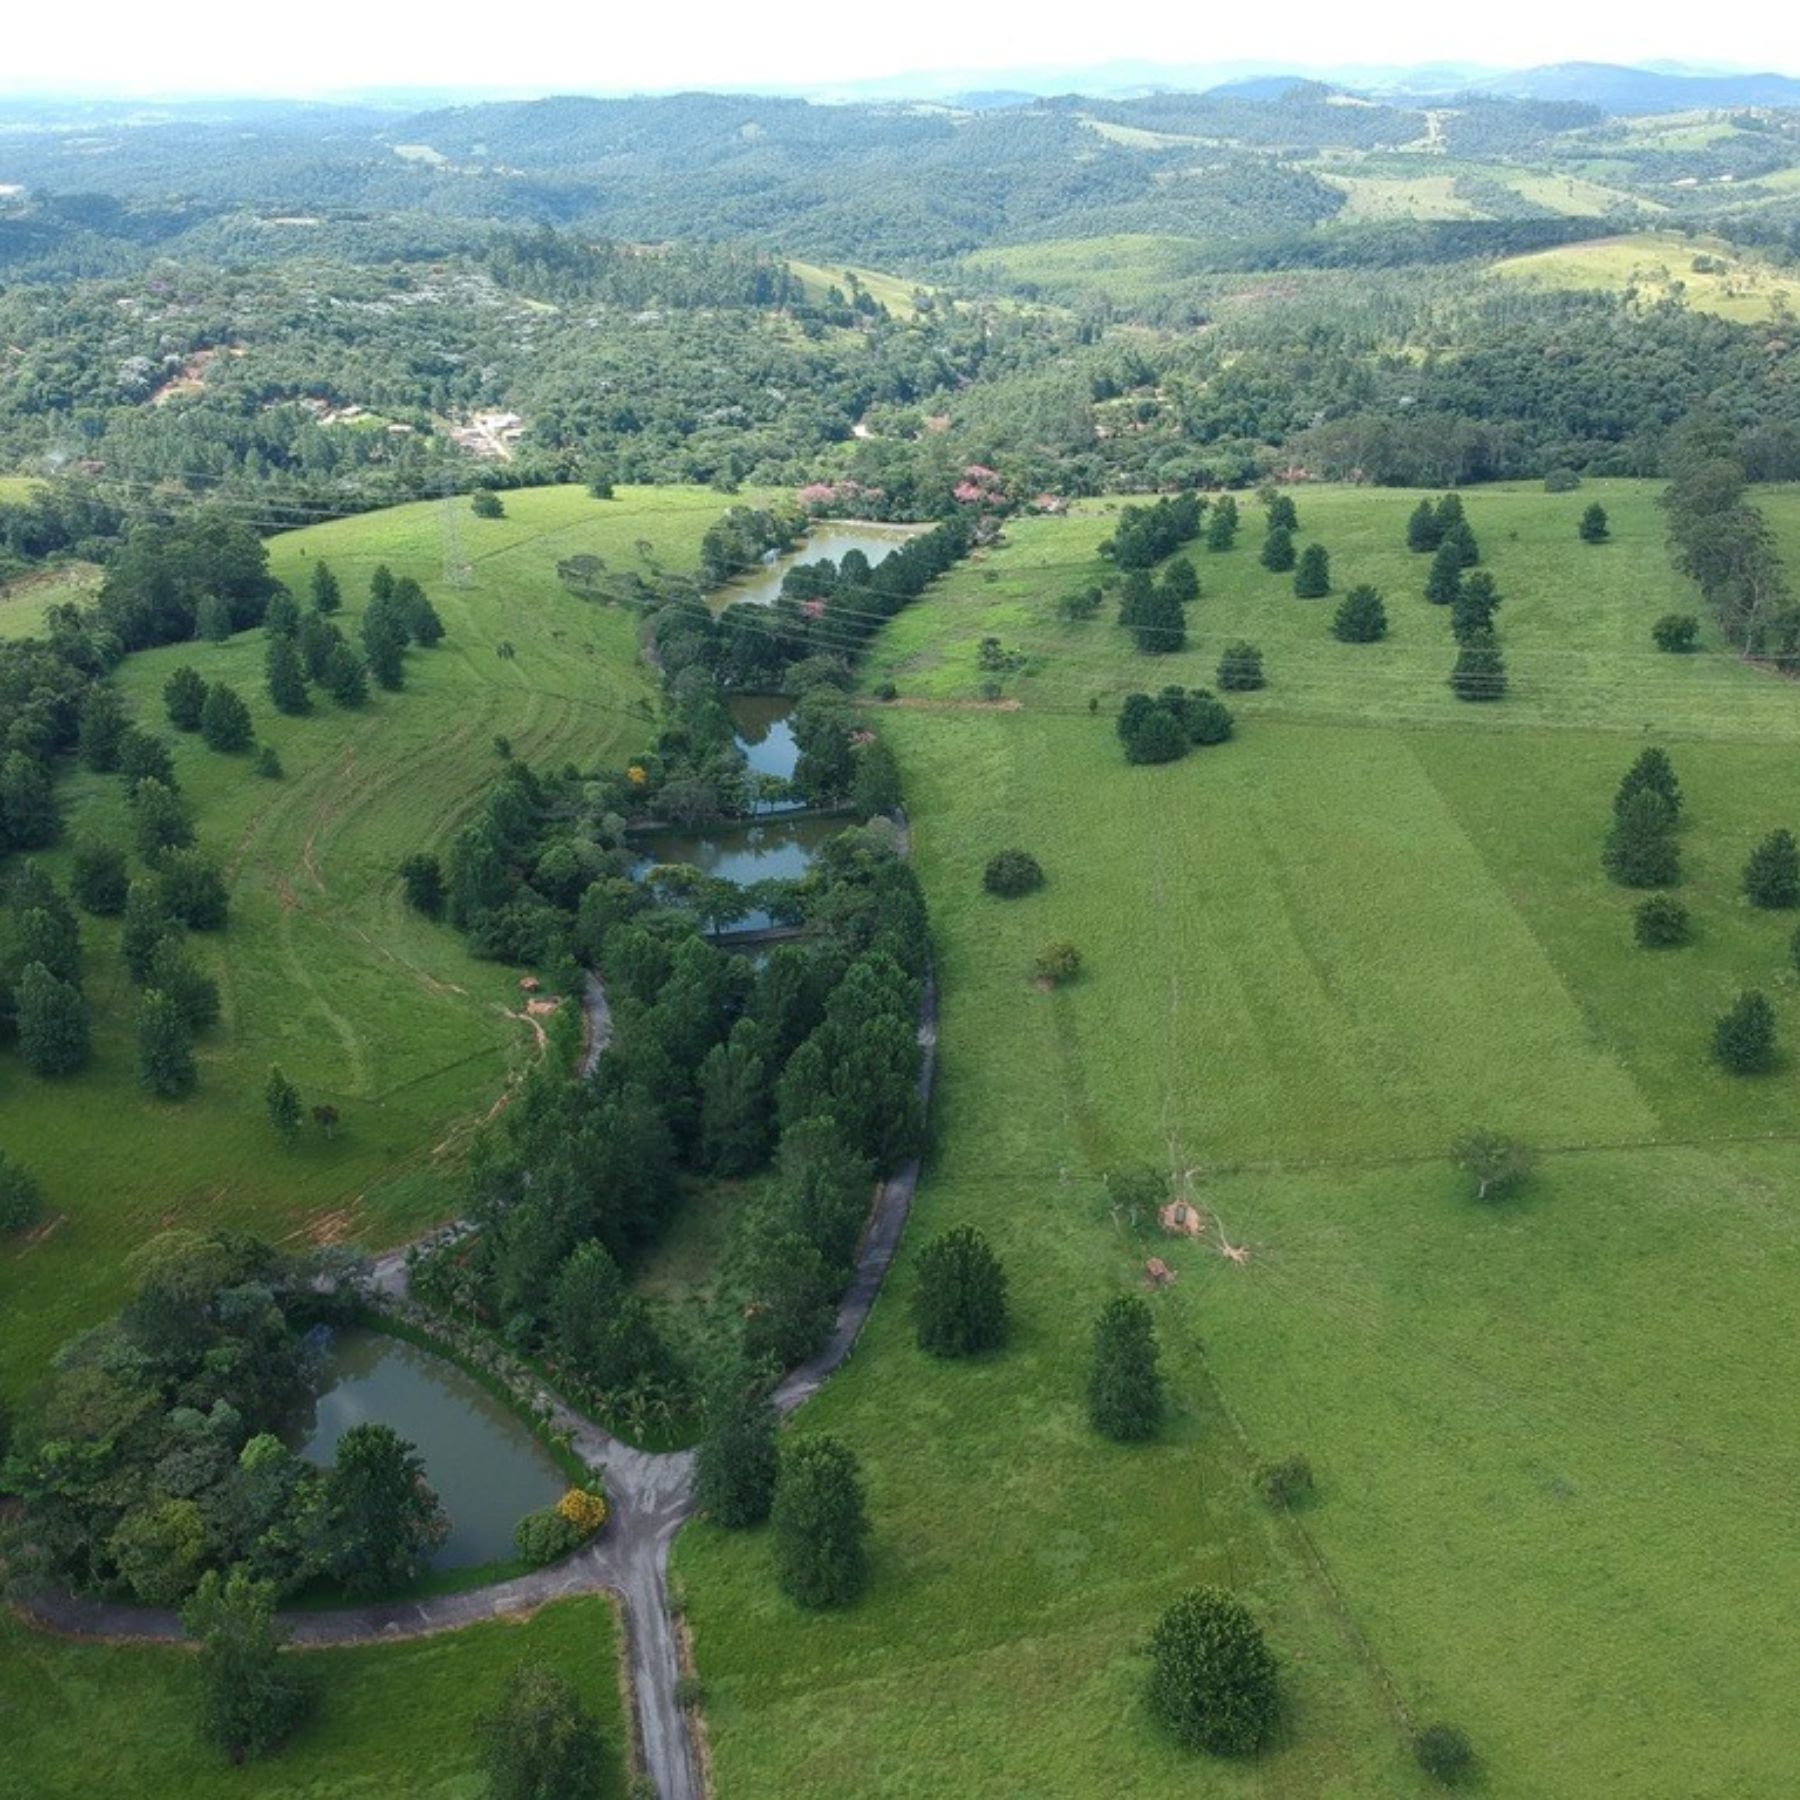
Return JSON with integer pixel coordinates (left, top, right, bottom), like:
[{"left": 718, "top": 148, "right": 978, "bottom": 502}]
[
  {"left": 911, "top": 1225, "right": 1008, "bottom": 1357},
  {"left": 1633, "top": 895, "right": 1690, "bottom": 949},
  {"left": 1146, "top": 1586, "right": 1280, "bottom": 1756},
  {"left": 983, "top": 849, "right": 1045, "bottom": 897},
  {"left": 1713, "top": 990, "right": 1776, "bottom": 1075},
  {"left": 1652, "top": 613, "right": 1699, "bottom": 653},
  {"left": 1579, "top": 502, "right": 1610, "bottom": 543},
  {"left": 1216, "top": 642, "right": 1265, "bottom": 691}
]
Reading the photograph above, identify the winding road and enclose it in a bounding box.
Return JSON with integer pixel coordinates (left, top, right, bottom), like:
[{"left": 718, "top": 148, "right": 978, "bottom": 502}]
[{"left": 19, "top": 962, "right": 939, "bottom": 1800}]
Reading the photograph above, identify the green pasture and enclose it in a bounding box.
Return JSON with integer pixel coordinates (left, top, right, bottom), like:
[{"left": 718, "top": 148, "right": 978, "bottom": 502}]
[
  {"left": 679, "top": 483, "right": 1800, "bottom": 1795},
  {"left": 0, "top": 1596, "right": 629, "bottom": 1799},
  {"left": 1491, "top": 231, "right": 1795, "bottom": 322},
  {"left": 0, "top": 483, "right": 751, "bottom": 1401}
]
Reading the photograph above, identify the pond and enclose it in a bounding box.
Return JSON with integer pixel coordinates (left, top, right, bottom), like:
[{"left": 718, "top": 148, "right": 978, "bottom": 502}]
[
  {"left": 630, "top": 814, "right": 843, "bottom": 930},
  {"left": 730, "top": 693, "right": 798, "bottom": 784},
  {"left": 290, "top": 1330, "right": 566, "bottom": 1569},
  {"left": 712, "top": 520, "right": 927, "bottom": 610}
]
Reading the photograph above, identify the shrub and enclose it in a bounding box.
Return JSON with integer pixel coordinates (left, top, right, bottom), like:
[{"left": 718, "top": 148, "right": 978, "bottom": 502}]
[
  {"left": 555, "top": 1488, "right": 609, "bottom": 1537},
  {"left": 254, "top": 744, "right": 283, "bottom": 779},
  {"left": 1543, "top": 468, "right": 1581, "bottom": 493},
  {"left": 514, "top": 1508, "right": 584, "bottom": 1567},
  {"left": 71, "top": 841, "right": 130, "bottom": 915},
  {"left": 399, "top": 853, "right": 446, "bottom": 918},
  {"left": 1579, "top": 502, "right": 1610, "bottom": 543},
  {"left": 1415, "top": 1722, "right": 1476, "bottom": 1786},
  {"left": 1652, "top": 613, "right": 1699, "bottom": 653},
  {"left": 1714, "top": 990, "right": 1776, "bottom": 1074},
  {"left": 471, "top": 489, "right": 505, "bottom": 518},
  {"left": 1146, "top": 1586, "right": 1279, "bottom": 1756},
  {"left": 983, "top": 849, "right": 1045, "bottom": 897},
  {"left": 872, "top": 680, "right": 898, "bottom": 700},
  {"left": 1216, "top": 642, "right": 1264, "bottom": 692},
  {"left": 1633, "top": 896, "right": 1690, "bottom": 948},
  {"left": 1033, "top": 942, "right": 1081, "bottom": 986},
  {"left": 912, "top": 1225, "right": 1008, "bottom": 1357},
  {"left": 1254, "top": 1453, "right": 1314, "bottom": 1509},
  {"left": 1450, "top": 1129, "right": 1534, "bottom": 1202}
]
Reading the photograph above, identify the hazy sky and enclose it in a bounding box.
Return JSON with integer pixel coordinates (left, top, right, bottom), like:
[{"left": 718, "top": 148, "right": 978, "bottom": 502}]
[{"left": 5, "top": 0, "right": 1800, "bottom": 96}]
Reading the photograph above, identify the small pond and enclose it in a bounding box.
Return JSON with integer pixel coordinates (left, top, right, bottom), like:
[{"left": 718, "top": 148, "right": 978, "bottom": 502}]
[
  {"left": 290, "top": 1329, "right": 566, "bottom": 1569},
  {"left": 712, "top": 520, "right": 926, "bottom": 611},
  {"left": 730, "top": 693, "right": 798, "bottom": 784},
  {"left": 630, "top": 813, "right": 843, "bottom": 930}
]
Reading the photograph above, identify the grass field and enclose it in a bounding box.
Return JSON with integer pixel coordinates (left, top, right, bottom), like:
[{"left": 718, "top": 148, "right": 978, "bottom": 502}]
[
  {"left": 0, "top": 483, "right": 755, "bottom": 1402},
  {"left": 1492, "top": 231, "right": 1795, "bottom": 322},
  {"left": 0, "top": 559, "right": 103, "bottom": 641},
  {"left": 961, "top": 234, "right": 1210, "bottom": 304},
  {"left": 0, "top": 1596, "right": 630, "bottom": 1798},
  {"left": 787, "top": 259, "right": 923, "bottom": 318},
  {"left": 677, "top": 483, "right": 1800, "bottom": 1796}
]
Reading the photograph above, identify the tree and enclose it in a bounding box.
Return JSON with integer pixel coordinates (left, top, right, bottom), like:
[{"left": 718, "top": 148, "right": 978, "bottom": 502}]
[
  {"left": 1448, "top": 635, "right": 1506, "bottom": 702},
  {"left": 161, "top": 849, "right": 230, "bottom": 929},
  {"left": 588, "top": 468, "right": 616, "bottom": 499},
  {"left": 1134, "top": 580, "right": 1186, "bottom": 653},
  {"left": 1604, "top": 789, "right": 1679, "bottom": 888},
  {"left": 1425, "top": 539, "right": 1462, "bottom": 605},
  {"left": 299, "top": 611, "right": 344, "bottom": 681},
  {"left": 1633, "top": 895, "right": 1690, "bottom": 949},
  {"left": 265, "top": 1066, "right": 302, "bottom": 1142},
  {"left": 1120, "top": 701, "right": 1187, "bottom": 765},
  {"left": 1579, "top": 502, "right": 1610, "bottom": 544},
  {"left": 1216, "top": 642, "right": 1264, "bottom": 691},
  {"left": 1292, "top": 542, "right": 1330, "bottom": 598},
  {"left": 71, "top": 841, "right": 130, "bottom": 915},
  {"left": 1163, "top": 557, "right": 1199, "bottom": 604},
  {"left": 550, "top": 1239, "right": 668, "bottom": 1393},
  {"left": 265, "top": 636, "right": 310, "bottom": 715},
  {"left": 182, "top": 1569, "right": 311, "bottom": 1765},
  {"left": 1714, "top": 990, "right": 1777, "bottom": 1073},
  {"left": 120, "top": 880, "right": 169, "bottom": 982},
  {"left": 165, "top": 665, "right": 210, "bottom": 731},
  {"left": 1616, "top": 747, "right": 1681, "bottom": 819},
  {"left": 1451, "top": 570, "right": 1500, "bottom": 643},
  {"left": 1450, "top": 1129, "right": 1534, "bottom": 1201},
  {"left": 405, "top": 588, "right": 446, "bottom": 647},
  {"left": 77, "top": 684, "right": 129, "bottom": 771},
  {"left": 911, "top": 1225, "right": 1007, "bottom": 1357},
  {"left": 15, "top": 962, "right": 89, "bottom": 1076},
  {"left": 1146, "top": 1586, "right": 1280, "bottom": 1756},
  {"left": 310, "top": 560, "right": 341, "bottom": 614},
  {"left": 1444, "top": 519, "right": 1480, "bottom": 568},
  {"left": 0, "top": 1149, "right": 43, "bottom": 1233},
  {"left": 138, "top": 988, "right": 197, "bottom": 1098},
  {"left": 150, "top": 935, "right": 221, "bottom": 1032},
  {"left": 132, "top": 777, "right": 194, "bottom": 863},
  {"left": 475, "top": 1662, "right": 607, "bottom": 1800},
  {"left": 365, "top": 627, "right": 405, "bottom": 692},
  {"left": 118, "top": 728, "right": 176, "bottom": 794},
  {"left": 1264, "top": 492, "right": 1298, "bottom": 532},
  {"left": 471, "top": 489, "right": 505, "bottom": 519},
  {"left": 1742, "top": 829, "right": 1800, "bottom": 909},
  {"left": 1, "top": 752, "right": 59, "bottom": 849},
  {"left": 771, "top": 1435, "right": 869, "bottom": 1609},
  {"left": 698, "top": 1020, "right": 771, "bottom": 1176},
  {"left": 983, "top": 849, "right": 1044, "bottom": 897},
  {"left": 1331, "top": 585, "right": 1386, "bottom": 643},
  {"left": 324, "top": 644, "right": 369, "bottom": 708},
  {"left": 1415, "top": 1723, "right": 1476, "bottom": 1787},
  {"left": 1653, "top": 613, "right": 1699, "bottom": 653},
  {"left": 1205, "top": 496, "right": 1238, "bottom": 551},
  {"left": 1407, "top": 499, "right": 1443, "bottom": 553},
  {"left": 1088, "top": 1294, "right": 1162, "bottom": 1442},
  {"left": 695, "top": 1367, "right": 780, "bottom": 1528},
  {"left": 324, "top": 1422, "right": 447, "bottom": 1597},
  {"left": 111, "top": 1495, "right": 209, "bottom": 1605},
  {"left": 1259, "top": 526, "right": 1295, "bottom": 574},
  {"left": 263, "top": 590, "right": 301, "bottom": 639},
  {"left": 196, "top": 595, "right": 234, "bottom": 643},
  {"left": 200, "top": 682, "right": 254, "bottom": 753},
  {"left": 369, "top": 564, "right": 395, "bottom": 605},
  {"left": 255, "top": 744, "right": 284, "bottom": 780},
  {"left": 399, "top": 852, "right": 446, "bottom": 917}
]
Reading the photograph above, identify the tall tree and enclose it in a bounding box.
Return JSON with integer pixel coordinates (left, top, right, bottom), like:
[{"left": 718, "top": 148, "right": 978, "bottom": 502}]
[
  {"left": 1742, "top": 829, "right": 1800, "bottom": 910},
  {"left": 164, "top": 665, "right": 210, "bottom": 731},
  {"left": 181, "top": 1569, "right": 311, "bottom": 1765},
  {"left": 15, "top": 961, "right": 89, "bottom": 1076},
  {"left": 1407, "top": 498, "right": 1443, "bottom": 553},
  {"left": 1604, "top": 789, "right": 1679, "bottom": 888},
  {"left": 1448, "top": 635, "right": 1507, "bottom": 702},
  {"left": 309, "top": 560, "right": 341, "bottom": 614},
  {"left": 265, "top": 637, "right": 310, "bottom": 716},
  {"left": 474, "top": 1662, "right": 608, "bottom": 1800},
  {"left": 1088, "top": 1294, "right": 1163, "bottom": 1442},
  {"left": 1615, "top": 747, "right": 1681, "bottom": 819},
  {"left": 137, "top": 988, "right": 197, "bottom": 1098},
  {"left": 1425, "top": 539, "right": 1462, "bottom": 606},
  {"left": 695, "top": 1365, "right": 780, "bottom": 1528},
  {"left": 323, "top": 1422, "right": 447, "bottom": 1598},
  {"left": 1332, "top": 585, "right": 1386, "bottom": 643},
  {"left": 265, "top": 1065, "right": 302, "bottom": 1142},
  {"left": 771, "top": 1435, "right": 869, "bottom": 1609},
  {"left": 200, "top": 683, "right": 254, "bottom": 753},
  {"left": 1713, "top": 990, "right": 1776, "bottom": 1074},
  {"left": 1259, "top": 526, "right": 1296, "bottom": 574}
]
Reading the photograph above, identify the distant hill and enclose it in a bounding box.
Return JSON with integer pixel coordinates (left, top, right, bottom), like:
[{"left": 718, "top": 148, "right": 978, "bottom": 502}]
[
  {"left": 1472, "top": 61, "right": 1800, "bottom": 112},
  {"left": 1202, "top": 76, "right": 1317, "bottom": 102}
]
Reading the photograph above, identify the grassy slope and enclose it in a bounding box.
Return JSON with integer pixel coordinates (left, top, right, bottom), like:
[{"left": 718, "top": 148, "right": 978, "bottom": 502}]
[
  {"left": 0, "top": 1596, "right": 630, "bottom": 1799},
  {"left": 1491, "top": 231, "right": 1796, "bottom": 322},
  {"left": 0, "top": 483, "right": 751, "bottom": 1401},
  {"left": 678, "top": 484, "right": 1800, "bottom": 1796}
]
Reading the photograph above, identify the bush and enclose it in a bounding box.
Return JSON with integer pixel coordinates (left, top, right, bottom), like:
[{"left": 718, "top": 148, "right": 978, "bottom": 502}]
[
  {"left": 71, "top": 841, "right": 130, "bottom": 916},
  {"left": 399, "top": 852, "right": 446, "bottom": 918},
  {"left": 1254, "top": 1454, "right": 1314, "bottom": 1509},
  {"left": 471, "top": 489, "right": 505, "bottom": 519},
  {"left": 1415, "top": 1722, "right": 1475, "bottom": 1785},
  {"left": 254, "top": 744, "right": 283, "bottom": 779},
  {"left": 983, "top": 849, "right": 1045, "bottom": 897},
  {"left": 1579, "top": 502, "right": 1610, "bottom": 543},
  {"left": 1033, "top": 942, "right": 1081, "bottom": 986},
  {"left": 1543, "top": 468, "right": 1582, "bottom": 493},
  {"left": 1713, "top": 990, "right": 1776, "bottom": 1074},
  {"left": 1216, "top": 642, "right": 1265, "bottom": 692},
  {"left": 1146, "top": 1586, "right": 1279, "bottom": 1756},
  {"left": 1652, "top": 613, "right": 1699, "bottom": 653},
  {"left": 1633, "top": 895, "right": 1690, "bottom": 948},
  {"left": 555, "top": 1487, "right": 609, "bottom": 1538},
  {"left": 514, "top": 1508, "right": 584, "bottom": 1566},
  {"left": 1450, "top": 1129, "right": 1534, "bottom": 1202}
]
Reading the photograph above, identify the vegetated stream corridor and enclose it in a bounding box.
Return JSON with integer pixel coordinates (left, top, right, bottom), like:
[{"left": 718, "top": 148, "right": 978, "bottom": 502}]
[{"left": 18, "top": 963, "right": 940, "bottom": 1800}]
